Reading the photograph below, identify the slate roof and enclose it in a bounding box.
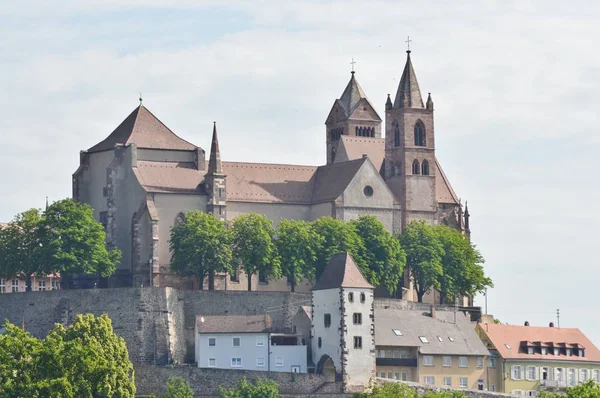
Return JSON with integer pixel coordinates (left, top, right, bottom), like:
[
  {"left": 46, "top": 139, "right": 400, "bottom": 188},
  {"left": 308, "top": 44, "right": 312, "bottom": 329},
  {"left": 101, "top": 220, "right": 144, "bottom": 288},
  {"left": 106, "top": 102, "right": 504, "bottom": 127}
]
[
  {"left": 196, "top": 315, "right": 272, "bottom": 334},
  {"left": 375, "top": 308, "right": 489, "bottom": 356},
  {"left": 394, "top": 51, "right": 425, "bottom": 109},
  {"left": 481, "top": 323, "right": 600, "bottom": 362},
  {"left": 88, "top": 105, "right": 197, "bottom": 153},
  {"left": 313, "top": 252, "right": 374, "bottom": 291},
  {"left": 311, "top": 158, "right": 367, "bottom": 203}
]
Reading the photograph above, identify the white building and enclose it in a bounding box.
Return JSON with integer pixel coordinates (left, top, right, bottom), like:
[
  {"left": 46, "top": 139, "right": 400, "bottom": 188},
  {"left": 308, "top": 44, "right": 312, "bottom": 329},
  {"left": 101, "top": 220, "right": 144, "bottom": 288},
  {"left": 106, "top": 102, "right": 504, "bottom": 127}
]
[
  {"left": 195, "top": 314, "right": 307, "bottom": 373},
  {"left": 311, "top": 252, "right": 376, "bottom": 393}
]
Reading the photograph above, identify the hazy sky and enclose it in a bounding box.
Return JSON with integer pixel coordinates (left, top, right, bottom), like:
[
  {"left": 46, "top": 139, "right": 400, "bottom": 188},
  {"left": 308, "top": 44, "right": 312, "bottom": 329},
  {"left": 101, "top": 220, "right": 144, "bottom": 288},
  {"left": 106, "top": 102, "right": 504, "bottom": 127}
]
[{"left": 1, "top": 1, "right": 599, "bottom": 343}]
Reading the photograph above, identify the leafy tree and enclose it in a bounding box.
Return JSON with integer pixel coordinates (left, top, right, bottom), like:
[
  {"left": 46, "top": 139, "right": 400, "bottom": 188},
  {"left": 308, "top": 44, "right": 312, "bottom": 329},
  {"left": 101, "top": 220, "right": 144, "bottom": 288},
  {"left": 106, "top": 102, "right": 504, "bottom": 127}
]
[
  {"left": 42, "top": 199, "right": 121, "bottom": 287},
  {"left": 276, "top": 219, "right": 321, "bottom": 291},
  {"left": 539, "top": 380, "right": 600, "bottom": 398},
  {"left": 0, "top": 199, "right": 119, "bottom": 291},
  {"left": 351, "top": 216, "right": 406, "bottom": 294},
  {"left": 354, "top": 382, "right": 417, "bottom": 398},
  {"left": 399, "top": 221, "right": 444, "bottom": 303},
  {"left": 218, "top": 377, "right": 279, "bottom": 398},
  {"left": 163, "top": 376, "right": 193, "bottom": 398},
  {"left": 169, "top": 211, "right": 232, "bottom": 290},
  {"left": 434, "top": 225, "right": 492, "bottom": 304},
  {"left": 231, "top": 213, "right": 280, "bottom": 291},
  {"left": 310, "top": 217, "right": 366, "bottom": 279},
  {"left": 0, "top": 314, "right": 135, "bottom": 398}
]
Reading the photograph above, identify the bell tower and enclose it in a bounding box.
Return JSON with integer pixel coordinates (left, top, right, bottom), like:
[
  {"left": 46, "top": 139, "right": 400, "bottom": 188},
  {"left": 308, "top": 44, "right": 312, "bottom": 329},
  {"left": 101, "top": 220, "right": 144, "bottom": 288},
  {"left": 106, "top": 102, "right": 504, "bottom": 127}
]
[
  {"left": 384, "top": 50, "right": 437, "bottom": 227},
  {"left": 325, "top": 68, "right": 382, "bottom": 164}
]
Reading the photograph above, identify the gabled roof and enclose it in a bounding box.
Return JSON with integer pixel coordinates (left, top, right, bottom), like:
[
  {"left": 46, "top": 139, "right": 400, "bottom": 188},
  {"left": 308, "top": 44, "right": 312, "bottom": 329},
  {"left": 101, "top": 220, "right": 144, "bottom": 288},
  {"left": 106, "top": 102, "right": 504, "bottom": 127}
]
[
  {"left": 313, "top": 252, "right": 373, "bottom": 291},
  {"left": 311, "top": 158, "right": 367, "bottom": 203},
  {"left": 480, "top": 323, "right": 600, "bottom": 362},
  {"left": 394, "top": 51, "right": 425, "bottom": 109},
  {"left": 434, "top": 158, "right": 459, "bottom": 205},
  {"left": 376, "top": 309, "right": 489, "bottom": 356},
  {"left": 335, "top": 136, "right": 385, "bottom": 173},
  {"left": 88, "top": 105, "right": 197, "bottom": 153},
  {"left": 196, "top": 315, "right": 272, "bottom": 334}
]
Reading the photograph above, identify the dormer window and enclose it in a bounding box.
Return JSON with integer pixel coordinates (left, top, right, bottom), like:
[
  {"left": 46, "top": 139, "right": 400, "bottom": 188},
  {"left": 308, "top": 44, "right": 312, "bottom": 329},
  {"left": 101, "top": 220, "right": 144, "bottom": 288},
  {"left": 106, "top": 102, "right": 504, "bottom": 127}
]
[
  {"left": 566, "top": 348, "right": 572, "bottom": 356},
  {"left": 541, "top": 347, "right": 548, "bottom": 355},
  {"left": 579, "top": 349, "right": 585, "bottom": 357},
  {"left": 528, "top": 347, "right": 534, "bottom": 355},
  {"left": 554, "top": 348, "right": 559, "bottom": 356}
]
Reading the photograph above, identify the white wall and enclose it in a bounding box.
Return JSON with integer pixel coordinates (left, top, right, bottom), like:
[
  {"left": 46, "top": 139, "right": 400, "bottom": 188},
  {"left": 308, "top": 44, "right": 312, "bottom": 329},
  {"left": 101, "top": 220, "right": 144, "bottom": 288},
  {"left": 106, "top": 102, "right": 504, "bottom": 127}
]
[
  {"left": 270, "top": 345, "right": 308, "bottom": 373},
  {"left": 342, "top": 287, "right": 375, "bottom": 387},
  {"left": 312, "top": 288, "right": 342, "bottom": 373},
  {"left": 196, "top": 332, "right": 268, "bottom": 371}
]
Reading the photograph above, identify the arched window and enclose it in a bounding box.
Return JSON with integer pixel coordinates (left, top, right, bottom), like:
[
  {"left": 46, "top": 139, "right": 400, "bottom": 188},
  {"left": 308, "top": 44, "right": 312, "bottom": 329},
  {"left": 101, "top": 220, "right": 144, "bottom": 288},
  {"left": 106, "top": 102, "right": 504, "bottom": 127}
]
[
  {"left": 421, "top": 160, "right": 430, "bottom": 176},
  {"left": 414, "top": 121, "right": 426, "bottom": 146},
  {"left": 393, "top": 121, "right": 400, "bottom": 147},
  {"left": 412, "top": 160, "right": 420, "bottom": 175}
]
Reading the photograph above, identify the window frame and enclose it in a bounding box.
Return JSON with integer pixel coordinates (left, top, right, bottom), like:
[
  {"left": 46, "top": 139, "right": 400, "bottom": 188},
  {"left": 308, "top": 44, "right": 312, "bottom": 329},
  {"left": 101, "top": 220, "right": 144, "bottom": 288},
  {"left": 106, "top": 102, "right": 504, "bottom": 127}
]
[
  {"left": 459, "top": 356, "right": 468, "bottom": 368},
  {"left": 422, "top": 355, "right": 434, "bottom": 366},
  {"left": 512, "top": 365, "right": 523, "bottom": 380},
  {"left": 353, "top": 312, "right": 362, "bottom": 325},
  {"left": 208, "top": 357, "right": 216, "bottom": 367},
  {"left": 0, "top": 278, "right": 5, "bottom": 293},
  {"left": 414, "top": 121, "right": 426, "bottom": 147},
  {"left": 424, "top": 376, "right": 435, "bottom": 385},
  {"left": 443, "top": 376, "right": 452, "bottom": 387},
  {"left": 256, "top": 357, "right": 265, "bottom": 367},
  {"left": 231, "top": 357, "right": 242, "bottom": 368},
  {"left": 526, "top": 366, "right": 536, "bottom": 381},
  {"left": 208, "top": 337, "right": 216, "bottom": 347},
  {"left": 459, "top": 377, "right": 468, "bottom": 388},
  {"left": 12, "top": 279, "right": 19, "bottom": 293},
  {"left": 442, "top": 356, "right": 452, "bottom": 367},
  {"left": 489, "top": 357, "right": 496, "bottom": 368},
  {"left": 256, "top": 336, "right": 265, "bottom": 347},
  {"left": 353, "top": 336, "right": 362, "bottom": 349},
  {"left": 232, "top": 336, "right": 241, "bottom": 347},
  {"left": 477, "top": 356, "right": 484, "bottom": 368}
]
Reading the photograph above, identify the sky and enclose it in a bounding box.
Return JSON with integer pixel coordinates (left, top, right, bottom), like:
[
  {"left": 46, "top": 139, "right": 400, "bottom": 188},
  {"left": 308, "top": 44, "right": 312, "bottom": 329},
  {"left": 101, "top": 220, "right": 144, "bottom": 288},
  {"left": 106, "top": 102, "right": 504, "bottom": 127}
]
[{"left": 1, "top": 1, "right": 599, "bottom": 343}]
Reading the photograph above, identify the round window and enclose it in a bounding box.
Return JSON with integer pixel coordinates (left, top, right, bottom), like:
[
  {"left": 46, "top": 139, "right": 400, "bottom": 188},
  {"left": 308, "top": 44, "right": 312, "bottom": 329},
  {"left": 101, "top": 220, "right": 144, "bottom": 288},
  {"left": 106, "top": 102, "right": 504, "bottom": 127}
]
[{"left": 363, "top": 186, "right": 373, "bottom": 197}]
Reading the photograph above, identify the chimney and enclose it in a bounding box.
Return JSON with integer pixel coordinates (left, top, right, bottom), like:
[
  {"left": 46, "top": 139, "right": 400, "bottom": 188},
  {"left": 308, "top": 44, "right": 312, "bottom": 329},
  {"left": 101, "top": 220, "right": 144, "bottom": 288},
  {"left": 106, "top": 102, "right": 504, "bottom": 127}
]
[
  {"left": 524, "top": 321, "right": 530, "bottom": 326},
  {"left": 549, "top": 322, "right": 555, "bottom": 328},
  {"left": 362, "top": 154, "right": 368, "bottom": 159},
  {"left": 430, "top": 305, "right": 436, "bottom": 319}
]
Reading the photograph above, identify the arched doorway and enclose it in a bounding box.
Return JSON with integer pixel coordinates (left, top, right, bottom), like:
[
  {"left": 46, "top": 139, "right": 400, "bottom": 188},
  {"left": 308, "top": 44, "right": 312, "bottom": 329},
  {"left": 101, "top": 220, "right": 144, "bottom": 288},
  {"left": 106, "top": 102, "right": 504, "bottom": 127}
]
[{"left": 316, "top": 355, "right": 336, "bottom": 382}]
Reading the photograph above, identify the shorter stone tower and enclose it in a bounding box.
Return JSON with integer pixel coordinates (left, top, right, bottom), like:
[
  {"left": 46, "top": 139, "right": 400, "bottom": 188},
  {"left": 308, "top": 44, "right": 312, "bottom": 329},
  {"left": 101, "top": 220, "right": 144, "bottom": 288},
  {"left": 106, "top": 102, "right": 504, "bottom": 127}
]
[
  {"left": 205, "top": 122, "right": 227, "bottom": 221},
  {"left": 311, "top": 252, "right": 375, "bottom": 393}
]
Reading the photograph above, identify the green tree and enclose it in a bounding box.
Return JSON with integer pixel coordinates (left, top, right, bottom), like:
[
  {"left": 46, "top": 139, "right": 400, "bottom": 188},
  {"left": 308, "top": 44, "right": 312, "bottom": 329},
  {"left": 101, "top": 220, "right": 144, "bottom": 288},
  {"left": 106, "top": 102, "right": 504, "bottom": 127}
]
[
  {"left": 351, "top": 216, "right": 406, "bottom": 294},
  {"left": 434, "top": 225, "right": 492, "bottom": 304},
  {"left": 218, "top": 377, "right": 279, "bottom": 398},
  {"left": 310, "top": 217, "right": 366, "bottom": 279},
  {"left": 231, "top": 213, "right": 280, "bottom": 291},
  {"left": 399, "top": 221, "right": 444, "bottom": 303},
  {"left": 539, "top": 380, "right": 600, "bottom": 398},
  {"left": 163, "top": 376, "right": 193, "bottom": 398},
  {"left": 42, "top": 199, "right": 121, "bottom": 288},
  {"left": 276, "top": 219, "right": 321, "bottom": 291},
  {"left": 0, "top": 314, "right": 135, "bottom": 398},
  {"left": 169, "top": 211, "right": 232, "bottom": 290}
]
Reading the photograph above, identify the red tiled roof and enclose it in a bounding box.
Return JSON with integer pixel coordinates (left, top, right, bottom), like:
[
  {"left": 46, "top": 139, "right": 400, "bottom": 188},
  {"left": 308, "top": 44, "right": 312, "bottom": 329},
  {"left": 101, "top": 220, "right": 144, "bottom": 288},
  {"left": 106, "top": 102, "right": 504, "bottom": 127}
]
[
  {"left": 481, "top": 323, "right": 600, "bottom": 362},
  {"left": 435, "top": 159, "right": 459, "bottom": 205},
  {"left": 336, "top": 136, "right": 385, "bottom": 173},
  {"left": 313, "top": 252, "right": 373, "bottom": 291},
  {"left": 88, "top": 105, "right": 197, "bottom": 153}
]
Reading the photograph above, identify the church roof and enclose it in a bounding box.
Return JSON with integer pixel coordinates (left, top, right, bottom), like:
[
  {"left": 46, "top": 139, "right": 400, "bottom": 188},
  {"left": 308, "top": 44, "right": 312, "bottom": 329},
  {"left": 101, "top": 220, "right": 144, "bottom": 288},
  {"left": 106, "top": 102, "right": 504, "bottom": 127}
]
[
  {"left": 434, "top": 159, "right": 459, "bottom": 205},
  {"left": 394, "top": 51, "right": 425, "bottom": 109},
  {"left": 330, "top": 72, "right": 381, "bottom": 121},
  {"left": 334, "top": 136, "right": 385, "bottom": 173},
  {"left": 311, "top": 158, "right": 367, "bottom": 203},
  {"left": 313, "top": 252, "right": 373, "bottom": 291},
  {"left": 88, "top": 105, "right": 197, "bottom": 153}
]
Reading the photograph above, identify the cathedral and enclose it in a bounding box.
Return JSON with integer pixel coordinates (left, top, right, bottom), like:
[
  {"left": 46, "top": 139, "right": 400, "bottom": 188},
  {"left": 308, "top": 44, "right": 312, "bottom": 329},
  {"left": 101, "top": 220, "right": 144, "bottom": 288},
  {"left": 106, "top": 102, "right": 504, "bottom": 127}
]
[{"left": 72, "top": 50, "right": 469, "bottom": 301}]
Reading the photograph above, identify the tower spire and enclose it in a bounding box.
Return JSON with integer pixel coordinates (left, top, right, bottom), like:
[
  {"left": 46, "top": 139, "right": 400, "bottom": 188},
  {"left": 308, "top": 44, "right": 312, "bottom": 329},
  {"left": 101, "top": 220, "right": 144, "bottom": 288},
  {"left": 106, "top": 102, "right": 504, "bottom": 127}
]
[
  {"left": 393, "top": 50, "right": 424, "bottom": 109},
  {"left": 208, "top": 122, "right": 222, "bottom": 174}
]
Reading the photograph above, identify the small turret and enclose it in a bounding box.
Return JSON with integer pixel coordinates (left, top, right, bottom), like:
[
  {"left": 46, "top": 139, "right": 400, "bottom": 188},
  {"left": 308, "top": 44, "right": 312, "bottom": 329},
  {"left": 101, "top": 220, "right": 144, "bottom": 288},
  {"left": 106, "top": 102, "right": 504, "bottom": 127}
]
[
  {"left": 464, "top": 201, "right": 471, "bottom": 237},
  {"left": 385, "top": 94, "right": 393, "bottom": 111},
  {"left": 206, "top": 122, "right": 226, "bottom": 221},
  {"left": 426, "top": 92, "right": 434, "bottom": 111},
  {"left": 207, "top": 122, "right": 222, "bottom": 175}
]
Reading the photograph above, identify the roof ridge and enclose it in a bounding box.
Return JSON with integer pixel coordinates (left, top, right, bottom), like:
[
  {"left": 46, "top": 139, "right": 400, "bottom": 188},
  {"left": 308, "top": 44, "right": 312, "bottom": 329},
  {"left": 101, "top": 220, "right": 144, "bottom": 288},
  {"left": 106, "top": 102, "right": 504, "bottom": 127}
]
[{"left": 134, "top": 105, "right": 197, "bottom": 149}]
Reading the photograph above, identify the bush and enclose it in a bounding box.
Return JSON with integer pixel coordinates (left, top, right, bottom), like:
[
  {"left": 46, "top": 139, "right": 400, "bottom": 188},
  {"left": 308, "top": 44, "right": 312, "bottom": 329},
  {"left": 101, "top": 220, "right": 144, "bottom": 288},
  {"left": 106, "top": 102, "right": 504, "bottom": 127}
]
[{"left": 218, "top": 377, "right": 279, "bottom": 398}]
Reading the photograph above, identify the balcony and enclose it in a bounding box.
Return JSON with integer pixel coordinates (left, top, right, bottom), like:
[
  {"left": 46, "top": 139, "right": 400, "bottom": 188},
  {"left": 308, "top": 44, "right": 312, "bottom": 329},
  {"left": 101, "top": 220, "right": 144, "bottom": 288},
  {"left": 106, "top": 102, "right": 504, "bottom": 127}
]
[
  {"left": 376, "top": 358, "right": 417, "bottom": 367},
  {"left": 540, "top": 380, "right": 566, "bottom": 389}
]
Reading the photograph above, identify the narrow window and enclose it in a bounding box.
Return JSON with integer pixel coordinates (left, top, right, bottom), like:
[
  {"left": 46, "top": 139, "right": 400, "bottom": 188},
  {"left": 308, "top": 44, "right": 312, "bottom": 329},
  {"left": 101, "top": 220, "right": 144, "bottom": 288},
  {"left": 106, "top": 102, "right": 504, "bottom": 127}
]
[
  {"left": 354, "top": 336, "right": 362, "bottom": 349},
  {"left": 259, "top": 271, "right": 267, "bottom": 283},
  {"left": 318, "top": 337, "right": 322, "bottom": 348},
  {"left": 489, "top": 357, "right": 496, "bottom": 368},
  {"left": 421, "top": 159, "right": 429, "bottom": 176},
  {"left": 0, "top": 279, "right": 5, "bottom": 293},
  {"left": 348, "top": 292, "right": 354, "bottom": 302},
  {"left": 232, "top": 337, "right": 240, "bottom": 347},
  {"left": 360, "top": 293, "right": 366, "bottom": 303},
  {"left": 208, "top": 337, "right": 216, "bottom": 347},
  {"left": 353, "top": 313, "right": 362, "bottom": 325},
  {"left": 477, "top": 356, "right": 484, "bottom": 368},
  {"left": 324, "top": 314, "right": 331, "bottom": 328},
  {"left": 460, "top": 377, "right": 468, "bottom": 388},
  {"left": 414, "top": 121, "right": 426, "bottom": 146},
  {"left": 393, "top": 121, "right": 400, "bottom": 147},
  {"left": 412, "top": 160, "right": 420, "bottom": 175},
  {"left": 528, "top": 346, "right": 534, "bottom": 355},
  {"left": 12, "top": 279, "right": 19, "bottom": 292}
]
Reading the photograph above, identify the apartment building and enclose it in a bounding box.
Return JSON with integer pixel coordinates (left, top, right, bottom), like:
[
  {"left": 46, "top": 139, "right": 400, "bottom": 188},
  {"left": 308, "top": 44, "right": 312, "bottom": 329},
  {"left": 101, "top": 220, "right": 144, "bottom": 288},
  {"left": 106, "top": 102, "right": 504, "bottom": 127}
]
[
  {"left": 476, "top": 322, "right": 600, "bottom": 395},
  {"left": 375, "top": 307, "right": 491, "bottom": 391},
  {"left": 0, "top": 274, "right": 60, "bottom": 293}
]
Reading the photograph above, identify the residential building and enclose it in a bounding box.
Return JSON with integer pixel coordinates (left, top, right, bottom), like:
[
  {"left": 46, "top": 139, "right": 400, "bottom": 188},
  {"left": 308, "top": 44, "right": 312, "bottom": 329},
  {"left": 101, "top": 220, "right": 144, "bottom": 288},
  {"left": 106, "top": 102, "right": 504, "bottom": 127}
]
[
  {"left": 375, "top": 307, "right": 490, "bottom": 391},
  {"left": 476, "top": 321, "right": 600, "bottom": 395},
  {"left": 195, "top": 314, "right": 307, "bottom": 373},
  {"left": 311, "top": 252, "right": 376, "bottom": 392},
  {"left": 0, "top": 274, "right": 60, "bottom": 294},
  {"left": 72, "top": 50, "right": 467, "bottom": 302}
]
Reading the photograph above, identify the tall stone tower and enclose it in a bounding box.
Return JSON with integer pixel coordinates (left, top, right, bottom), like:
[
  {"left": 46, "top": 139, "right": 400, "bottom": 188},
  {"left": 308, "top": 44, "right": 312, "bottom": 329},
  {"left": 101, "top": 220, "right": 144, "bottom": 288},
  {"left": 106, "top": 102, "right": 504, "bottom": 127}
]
[
  {"left": 311, "top": 252, "right": 375, "bottom": 393},
  {"left": 205, "top": 122, "right": 227, "bottom": 221},
  {"left": 325, "top": 71, "right": 382, "bottom": 164},
  {"left": 384, "top": 50, "right": 437, "bottom": 227}
]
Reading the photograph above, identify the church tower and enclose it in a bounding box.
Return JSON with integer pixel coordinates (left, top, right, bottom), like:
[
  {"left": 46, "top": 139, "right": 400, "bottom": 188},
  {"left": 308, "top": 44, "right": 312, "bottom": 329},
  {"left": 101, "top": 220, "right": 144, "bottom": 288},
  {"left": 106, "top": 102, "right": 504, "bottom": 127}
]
[
  {"left": 384, "top": 50, "right": 437, "bottom": 227},
  {"left": 205, "top": 122, "right": 227, "bottom": 221},
  {"left": 325, "top": 71, "right": 382, "bottom": 164}
]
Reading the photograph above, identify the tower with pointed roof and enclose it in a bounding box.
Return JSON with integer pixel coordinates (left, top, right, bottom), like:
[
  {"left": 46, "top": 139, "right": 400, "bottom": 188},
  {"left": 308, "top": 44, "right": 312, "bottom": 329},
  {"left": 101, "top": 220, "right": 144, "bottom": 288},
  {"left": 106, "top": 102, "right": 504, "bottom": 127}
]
[
  {"left": 206, "top": 122, "right": 226, "bottom": 221},
  {"left": 384, "top": 50, "right": 437, "bottom": 227},
  {"left": 325, "top": 71, "right": 382, "bottom": 164},
  {"left": 311, "top": 252, "right": 375, "bottom": 392}
]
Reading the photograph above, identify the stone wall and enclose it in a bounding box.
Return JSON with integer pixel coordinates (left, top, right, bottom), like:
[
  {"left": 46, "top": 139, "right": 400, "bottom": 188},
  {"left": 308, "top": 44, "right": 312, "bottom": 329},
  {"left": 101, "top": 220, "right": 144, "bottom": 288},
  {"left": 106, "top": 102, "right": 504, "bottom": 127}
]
[
  {"left": 135, "top": 365, "right": 345, "bottom": 397},
  {"left": 0, "top": 288, "right": 310, "bottom": 365},
  {"left": 377, "top": 379, "right": 511, "bottom": 398}
]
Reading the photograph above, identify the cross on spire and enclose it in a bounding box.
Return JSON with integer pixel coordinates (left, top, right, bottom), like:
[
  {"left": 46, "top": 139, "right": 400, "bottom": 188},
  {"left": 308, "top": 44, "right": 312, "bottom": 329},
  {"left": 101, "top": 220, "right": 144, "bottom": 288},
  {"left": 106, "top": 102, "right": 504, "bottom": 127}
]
[
  {"left": 405, "top": 36, "right": 412, "bottom": 52},
  {"left": 350, "top": 58, "right": 356, "bottom": 73},
  {"left": 139, "top": 93, "right": 143, "bottom": 105}
]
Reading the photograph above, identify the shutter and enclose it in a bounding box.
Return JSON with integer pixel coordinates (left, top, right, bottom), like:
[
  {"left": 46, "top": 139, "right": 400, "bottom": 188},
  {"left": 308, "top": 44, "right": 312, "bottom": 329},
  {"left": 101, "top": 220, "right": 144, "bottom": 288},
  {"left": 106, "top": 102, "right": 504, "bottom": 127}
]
[
  {"left": 511, "top": 365, "right": 517, "bottom": 380},
  {"left": 534, "top": 367, "right": 539, "bottom": 381},
  {"left": 520, "top": 365, "right": 524, "bottom": 380}
]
